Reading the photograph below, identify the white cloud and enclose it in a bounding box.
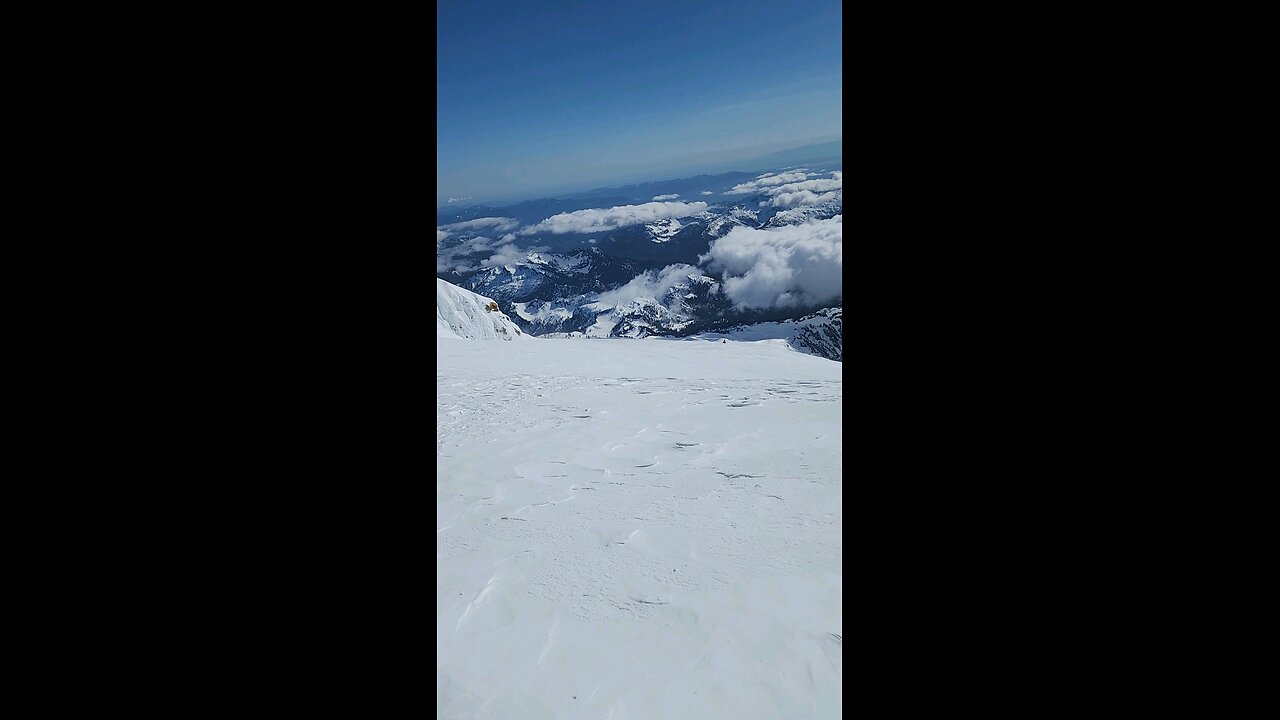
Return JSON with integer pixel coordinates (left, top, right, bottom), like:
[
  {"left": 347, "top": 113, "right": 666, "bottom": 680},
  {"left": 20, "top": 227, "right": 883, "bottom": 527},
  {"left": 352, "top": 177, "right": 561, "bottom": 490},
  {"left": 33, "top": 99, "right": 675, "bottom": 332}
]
[
  {"left": 588, "top": 238, "right": 597, "bottom": 244},
  {"left": 446, "top": 197, "right": 472, "bottom": 204},
  {"left": 759, "top": 172, "right": 843, "bottom": 208},
  {"left": 437, "top": 229, "right": 451, "bottom": 243},
  {"left": 436, "top": 235, "right": 496, "bottom": 272},
  {"left": 724, "top": 171, "right": 817, "bottom": 195},
  {"left": 438, "top": 254, "right": 475, "bottom": 273},
  {"left": 521, "top": 201, "right": 708, "bottom": 235},
  {"left": 652, "top": 193, "right": 680, "bottom": 201},
  {"left": 482, "top": 244, "right": 528, "bottom": 268},
  {"left": 440, "top": 236, "right": 517, "bottom": 268},
  {"left": 767, "top": 190, "right": 841, "bottom": 208},
  {"left": 699, "top": 216, "right": 841, "bottom": 310},
  {"left": 767, "top": 177, "right": 841, "bottom": 195},
  {"left": 701, "top": 191, "right": 714, "bottom": 196},
  {"left": 438, "top": 217, "right": 520, "bottom": 234},
  {"left": 595, "top": 264, "right": 700, "bottom": 309},
  {"left": 438, "top": 235, "right": 550, "bottom": 273},
  {"left": 501, "top": 233, "right": 517, "bottom": 242}
]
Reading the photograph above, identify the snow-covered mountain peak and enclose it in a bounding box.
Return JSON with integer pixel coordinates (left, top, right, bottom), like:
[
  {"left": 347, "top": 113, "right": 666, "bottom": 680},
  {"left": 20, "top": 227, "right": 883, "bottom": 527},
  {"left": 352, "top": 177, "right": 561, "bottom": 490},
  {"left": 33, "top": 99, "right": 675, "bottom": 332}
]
[
  {"left": 437, "top": 278, "right": 529, "bottom": 340},
  {"left": 526, "top": 251, "right": 592, "bottom": 273},
  {"left": 696, "top": 205, "right": 761, "bottom": 238},
  {"left": 761, "top": 198, "right": 842, "bottom": 228},
  {"left": 644, "top": 217, "right": 683, "bottom": 243}
]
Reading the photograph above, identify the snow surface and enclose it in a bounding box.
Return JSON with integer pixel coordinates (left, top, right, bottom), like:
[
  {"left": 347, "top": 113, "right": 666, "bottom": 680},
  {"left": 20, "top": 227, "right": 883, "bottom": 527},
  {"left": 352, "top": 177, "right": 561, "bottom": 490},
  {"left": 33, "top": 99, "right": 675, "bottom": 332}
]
[
  {"left": 438, "top": 335, "right": 842, "bottom": 719},
  {"left": 437, "top": 278, "right": 528, "bottom": 340}
]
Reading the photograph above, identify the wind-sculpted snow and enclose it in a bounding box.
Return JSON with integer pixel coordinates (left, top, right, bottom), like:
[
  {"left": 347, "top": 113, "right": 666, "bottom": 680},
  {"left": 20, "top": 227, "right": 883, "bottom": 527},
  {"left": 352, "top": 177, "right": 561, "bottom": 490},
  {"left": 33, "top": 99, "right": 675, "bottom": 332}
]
[
  {"left": 436, "top": 278, "right": 528, "bottom": 340},
  {"left": 438, "top": 337, "right": 841, "bottom": 719}
]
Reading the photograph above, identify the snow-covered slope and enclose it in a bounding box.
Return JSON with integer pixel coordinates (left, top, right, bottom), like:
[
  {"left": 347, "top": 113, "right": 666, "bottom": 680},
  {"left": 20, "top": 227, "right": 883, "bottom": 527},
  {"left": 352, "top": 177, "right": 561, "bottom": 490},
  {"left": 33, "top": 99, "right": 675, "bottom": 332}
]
[
  {"left": 437, "top": 278, "right": 528, "bottom": 340},
  {"left": 693, "top": 307, "right": 843, "bottom": 361},
  {"left": 438, "top": 337, "right": 841, "bottom": 719}
]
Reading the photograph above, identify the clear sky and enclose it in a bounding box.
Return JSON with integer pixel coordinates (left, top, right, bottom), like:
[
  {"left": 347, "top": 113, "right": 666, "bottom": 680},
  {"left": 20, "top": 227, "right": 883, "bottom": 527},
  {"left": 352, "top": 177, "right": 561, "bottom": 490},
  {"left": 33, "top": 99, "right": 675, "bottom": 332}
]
[{"left": 437, "top": 0, "right": 842, "bottom": 205}]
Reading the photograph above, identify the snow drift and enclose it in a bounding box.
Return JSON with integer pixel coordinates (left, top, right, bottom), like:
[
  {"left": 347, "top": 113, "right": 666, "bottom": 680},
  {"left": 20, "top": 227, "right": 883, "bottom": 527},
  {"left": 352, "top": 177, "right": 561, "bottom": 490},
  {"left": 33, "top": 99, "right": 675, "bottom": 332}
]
[{"left": 437, "top": 278, "right": 529, "bottom": 340}]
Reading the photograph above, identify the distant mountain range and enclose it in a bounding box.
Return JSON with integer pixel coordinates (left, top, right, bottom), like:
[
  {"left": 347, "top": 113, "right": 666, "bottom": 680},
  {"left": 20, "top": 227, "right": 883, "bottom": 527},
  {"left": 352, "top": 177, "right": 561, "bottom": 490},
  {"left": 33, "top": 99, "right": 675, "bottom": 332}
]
[
  {"left": 437, "top": 140, "right": 842, "bottom": 213},
  {"left": 437, "top": 161, "right": 842, "bottom": 360}
]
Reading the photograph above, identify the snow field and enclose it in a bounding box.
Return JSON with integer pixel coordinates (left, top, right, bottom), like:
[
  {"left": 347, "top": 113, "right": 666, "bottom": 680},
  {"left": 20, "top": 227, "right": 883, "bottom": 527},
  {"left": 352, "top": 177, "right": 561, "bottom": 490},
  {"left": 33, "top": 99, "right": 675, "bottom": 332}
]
[{"left": 438, "top": 335, "right": 841, "bottom": 719}]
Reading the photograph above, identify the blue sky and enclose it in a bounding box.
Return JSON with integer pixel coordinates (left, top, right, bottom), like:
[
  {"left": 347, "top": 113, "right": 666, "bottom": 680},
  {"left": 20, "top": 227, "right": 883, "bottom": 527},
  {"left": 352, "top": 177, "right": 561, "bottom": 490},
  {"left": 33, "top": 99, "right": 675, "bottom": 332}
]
[{"left": 437, "top": 0, "right": 841, "bottom": 205}]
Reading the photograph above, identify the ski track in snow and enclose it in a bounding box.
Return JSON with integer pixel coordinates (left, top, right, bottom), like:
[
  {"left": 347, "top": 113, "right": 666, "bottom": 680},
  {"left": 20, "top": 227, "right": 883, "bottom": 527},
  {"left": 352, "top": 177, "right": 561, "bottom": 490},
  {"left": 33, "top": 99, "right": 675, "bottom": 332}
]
[{"left": 437, "top": 337, "right": 841, "bottom": 719}]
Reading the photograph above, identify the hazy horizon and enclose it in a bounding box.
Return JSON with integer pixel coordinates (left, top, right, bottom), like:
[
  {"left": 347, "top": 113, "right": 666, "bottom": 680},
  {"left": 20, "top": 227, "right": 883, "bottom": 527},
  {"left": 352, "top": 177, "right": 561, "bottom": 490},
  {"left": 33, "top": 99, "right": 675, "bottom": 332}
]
[{"left": 438, "top": 137, "right": 842, "bottom": 208}]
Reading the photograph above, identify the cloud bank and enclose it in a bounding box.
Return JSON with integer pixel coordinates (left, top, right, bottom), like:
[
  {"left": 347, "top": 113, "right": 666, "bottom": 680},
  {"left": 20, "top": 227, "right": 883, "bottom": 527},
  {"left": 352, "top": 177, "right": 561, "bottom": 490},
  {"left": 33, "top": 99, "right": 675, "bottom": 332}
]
[
  {"left": 767, "top": 190, "right": 841, "bottom": 208},
  {"left": 767, "top": 177, "right": 841, "bottom": 195},
  {"left": 652, "top": 193, "right": 680, "bottom": 201},
  {"left": 438, "top": 217, "right": 520, "bottom": 234},
  {"left": 437, "top": 235, "right": 497, "bottom": 273},
  {"left": 724, "top": 171, "right": 817, "bottom": 195},
  {"left": 699, "top": 216, "right": 842, "bottom": 310},
  {"left": 437, "top": 231, "right": 552, "bottom": 273},
  {"left": 755, "top": 171, "right": 843, "bottom": 208},
  {"left": 521, "top": 201, "right": 708, "bottom": 235}
]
